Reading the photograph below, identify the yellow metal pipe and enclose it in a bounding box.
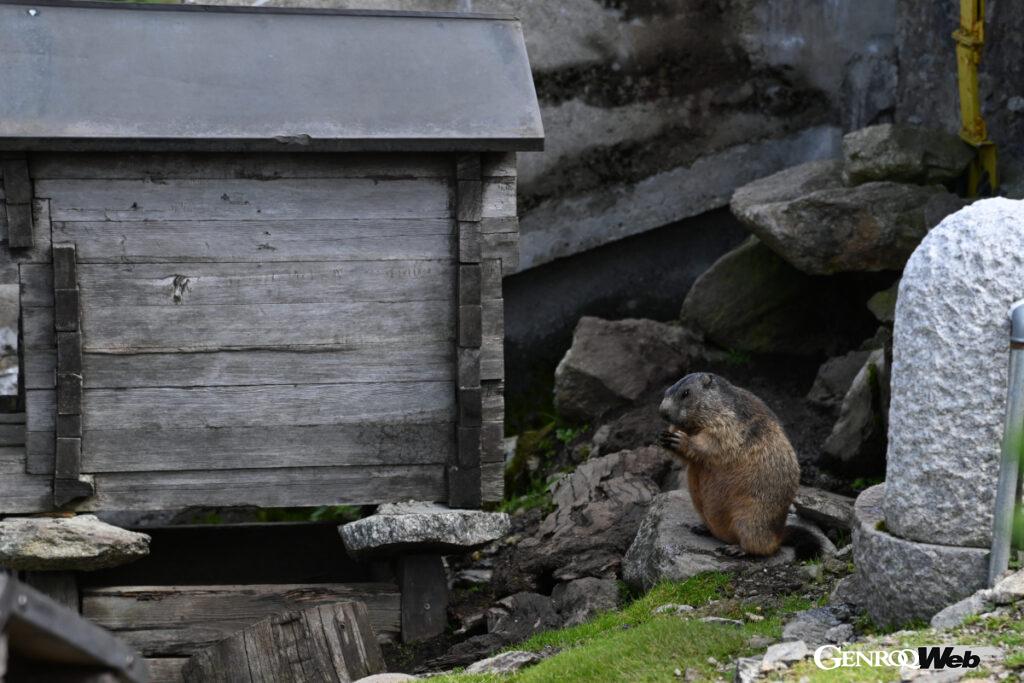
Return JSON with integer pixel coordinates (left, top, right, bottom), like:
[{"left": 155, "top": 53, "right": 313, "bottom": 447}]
[{"left": 954, "top": 0, "right": 998, "bottom": 194}]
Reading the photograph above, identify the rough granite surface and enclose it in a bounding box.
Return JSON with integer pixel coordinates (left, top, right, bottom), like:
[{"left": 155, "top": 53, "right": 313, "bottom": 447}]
[
  {"left": 883, "top": 198, "right": 1024, "bottom": 546},
  {"left": 0, "top": 514, "right": 150, "bottom": 571},
  {"left": 853, "top": 485, "right": 988, "bottom": 628},
  {"left": 340, "top": 502, "right": 510, "bottom": 559}
]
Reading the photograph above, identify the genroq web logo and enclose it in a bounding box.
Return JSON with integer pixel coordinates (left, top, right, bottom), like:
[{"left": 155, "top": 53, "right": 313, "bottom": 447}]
[{"left": 814, "top": 645, "right": 985, "bottom": 671}]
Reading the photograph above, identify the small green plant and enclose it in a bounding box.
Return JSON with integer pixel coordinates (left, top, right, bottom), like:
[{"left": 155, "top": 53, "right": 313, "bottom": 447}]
[
  {"left": 555, "top": 424, "right": 587, "bottom": 445},
  {"left": 852, "top": 476, "right": 885, "bottom": 492}
]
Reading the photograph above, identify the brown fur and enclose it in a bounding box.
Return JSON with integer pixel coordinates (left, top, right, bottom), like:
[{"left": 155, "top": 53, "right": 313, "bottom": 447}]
[{"left": 658, "top": 373, "right": 800, "bottom": 556}]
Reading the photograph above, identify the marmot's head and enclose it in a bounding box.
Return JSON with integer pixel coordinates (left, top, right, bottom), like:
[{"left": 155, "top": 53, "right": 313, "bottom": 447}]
[{"left": 659, "top": 372, "right": 725, "bottom": 433}]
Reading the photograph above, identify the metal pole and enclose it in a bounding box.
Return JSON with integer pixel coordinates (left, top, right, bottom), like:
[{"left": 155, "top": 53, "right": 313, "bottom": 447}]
[{"left": 989, "top": 301, "right": 1024, "bottom": 585}]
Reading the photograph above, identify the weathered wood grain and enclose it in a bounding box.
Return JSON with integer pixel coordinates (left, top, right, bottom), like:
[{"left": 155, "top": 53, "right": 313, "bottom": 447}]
[
  {"left": 5, "top": 202, "right": 34, "bottom": 249},
  {"left": 56, "top": 372, "right": 82, "bottom": 415},
  {"left": 67, "top": 261, "right": 455, "bottom": 308},
  {"left": 145, "top": 658, "right": 188, "bottom": 683},
  {"left": 1, "top": 199, "right": 51, "bottom": 262},
  {"left": 481, "top": 338, "right": 504, "bottom": 381},
  {"left": 3, "top": 157, "right": 32, "bottom": 204},
  {"left": 52, "top": 244, "right": 78, "bottom": 290},
  {"left": 39, "top": 178, "right": 450, "bottom": 222},
  {"left": 482, "top": 231, "right": 519, "bottom": 273},
  {"left": 81, "top": 300, "right": 455, "bottom": 352},
  {"left": 73, "top": 423, "right": 453, "bottom": 473},
  {"left": 481, "top": 420, "right": 504, "bottom": 464},
  {"left": 182, "top": 601, "right": 385, "bottom": 683},
  {"left": 456, "top": 180, "right": 483, "bottom": 222},
  {"left": 456, "top": 154, "right": 481, "bottom": 181},
  {"left": 26, "top": 389, "right": 54, "bottom": 432},
  {"left": 82, "top": 583, "right": 401, "bottom": 657},
  {"left": 458, "top": 305, "right": 482, "bottom": 348},
  {"left": 79, "top": 382, "right": 454, "bottom": 430},
  {"left": 482, "top": 178, "right": 516, "bottom": 219},
  {"left": 31, "top": 153, "right": 452, "bottom": 180},
  {"left": 0, "top": 469, "right": 52, "bottom": 512},
  {"left": 26, "top": 344, "right": 454, "bottom": 389},
  {"left": 54, "top": 437, "right": 82, "bottom": 478},
  {"left": 0, "top": 445, "right": 26, "bottom": 472},
  {"left": 447, "top": 464, "right": 481, "bottom": 509},
  {"left": 482, "top": 460, "right": 503, "bottom": 504},
  {"left": 457, "top": 348, "right": 481, "bottom": 389},
  {"left": 458, "top": 264, "right": 482, "bottom": 307},
  {"left": 398, "top": 555, "right": 448, "bottom": 643},
  {"left": 0, "top": 423, "right": 25, "bottom": 446},
  {"left": 481, "top": 259, "right": 502, "bottom": 300},
  {"left": 53, "top": 219, "right": 456, "bottom": 264},
  {"left": 459, "top": 221, "right": 481, "bottom": 264},
  {"left": 482, "top": 380, "right": 505, "bottom": 424},
  {"left": 481, "top": 152, "right": 516, "bottom": 178},
  {"left": 54, "top": 288, "right": 80, "bottom": 332},
  {"left": 23, "top": 306, "right": 55, "bottom": 348}
]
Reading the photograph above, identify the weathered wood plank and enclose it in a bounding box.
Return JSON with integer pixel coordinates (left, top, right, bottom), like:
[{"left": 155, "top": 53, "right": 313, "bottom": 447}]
[
  {"left": 31, "top": 153, "right": 453, "bottom": 180},
  {"left": 76, "top": 465, "right": 445, "bottom": 511},
  {"left": 482, "top": 178, "right": 516, "bottom": 219},
  {"left": 398, "top": 555, "right": 448, "bottom": 643},
  {"left": 481, "top": 336, "right": 505, "bottom": 381},
  {"left": 482, "top": 380, "right": 505, "bottom": 424},
  {"left": 3, "top": 157, "right": 33, "bottom": 204},
  {"left": 55, "top": 437, "right": 82, "bottom": 477},
  {"left": 482, "top": 460, "right": 503, "bottom": 504},
  {"left": 72, "top": 423, "right": 453, "bottom": 473},
  {"left": 54, "top": 219, "right": 455, "bottom": 264},
  {"left": 78, "top": 382, "right": 454, "bottom": 430},
  {"left": 1, "top": 199, "right": 51, "bottom": 262},
  {"left": 459, "top": 221, "right": 481, "bottom": 264},
  {"left": 482, "top": 230, "right": 519, "bottom": 273},
  {"left": 81, "top": 300, "right": 455, "bottom": 352},
  {"left": 21, "top": 571, "right": 79, "bottom": 611},
  {"left": 458, "top": 264, "right": 481, "bottom": 307},
  {"left": 0, "top": 470, "right": 52, "bottom": 513},
  {"left": 481, "top": 152, "right": 516, "bottom": 178},
  {"left": 458, "top": 305, "right": 482, "bottom": 348},
  {"left": 26, "top": 389, "right": 54, "bottom": 432},
  {"left": 145, "top": 658, "right": 188, "bottom": 683},
  {"left": 5, "top": 202, "right": 34, "bottom": 249},
  {"left": 456, "top": 180, "right": 482, "bottom": 222},
  {"left": 447, "top": 464, "right": 481, "bottom": 509},
  {"left": 481, "top": 420, "right": 504, "bottom": 464},
  {"left": 481, "top": 259, "right": 502, "bottom": 300},
  {"left": 0, "top": 445, "right": 26, "bottom": 472},
  {"left": 52, "top": 244, "right": 78, "bottom": 290},
  {"left": 0, "top": 424, "right": 25, "bottom": 446},
  {"left": 82, "top": 583, "right": 401, "bottom": 658},
  {"left": 54, "top": 288, "right": 80, "bottom": 332},
  {"left": 456, "top": 154, "right": 481, "bottom": 181},
  {"left": 23, "top": 306, "right": 55, "bottom": 349},
  {"left": 39, "top": 178, "right": 451, "bottom": 221},
  {"left": 56, "top": 372, "right": 82, "bottom": 414},
  {"left": 26, "top": 344, "right": 454, "bottom": 389}
]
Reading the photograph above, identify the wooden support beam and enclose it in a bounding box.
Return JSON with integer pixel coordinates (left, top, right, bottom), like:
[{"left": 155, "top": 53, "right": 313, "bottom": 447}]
[
  {"left": 2, "top": 156, "right": 34, "bottom": 248},
  {"left": 397, "top": 554, "right": 448, "bottom": 643}
]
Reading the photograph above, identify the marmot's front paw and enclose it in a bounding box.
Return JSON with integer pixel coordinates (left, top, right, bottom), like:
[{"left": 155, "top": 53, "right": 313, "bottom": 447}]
[
  {"left": 715, "top": 545, "right": 751, "bottom": 559},
  {"left": 658, "top": 428, "right": 687, "bottom": 453}
]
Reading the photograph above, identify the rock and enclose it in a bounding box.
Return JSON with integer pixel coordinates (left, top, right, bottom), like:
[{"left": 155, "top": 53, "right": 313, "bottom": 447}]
[
  {"left": 820, "top": 348, "right": 888, "bottom": 476},
  {"left": 699, "top": 616, "right": 742, "bottom": 627},
  {"left": 734, "top": 173, "right": 965, "bottom": 274},
  {"left": 453, "top": 569, "right": 492, "bottom": 588},
  {"left": 853, "top": 484, "right": 988, "bottom": 627},
  {"left": 884, "top": 199, "right": 1024, "bottom": 546},
  {"left": 793, "top": 486, "right": 855, "bottom": 531},
  {"left": 589, "top": 402, "right": 663, "bottom": 456},
  {"left": 0, "top": 515, "right": 150, "bottom": 571},
  {"left": 824, "top": 624, "right": 854, "bottom": 643},
  {"left": 464, "top": 650, "right": 544, "bottom": 675},
  {"left": 829, "top": 575, "right": 862, "bottom": 607},
  {"left": 653, "top": 603, "right": 695, "bottom": 615},
  {"left": 806, "top": 350, "right": 871, "bottom": 411},
  {"left": 781, "top": 606, "right": 849, "bottom": 646},
  {"left": 991, "top": 569, "right": 1024, "bottom": 604},
  {"left": 760, "top": 641, "right": 809, "bottom": 672},
  {"left": 681, "top": 237, "right": 853, "bottom": 356},
  {"left": 842, "top": 123, "right": 974, "bottom": 185},
  {"left": 511, "top": 447, "right": 673, "bottom": 582},
  {"left": 621, "top": 489, "right": 834, "bottom": 592},
  {"left": 339, "top": 501, "right": 510, "bottom": 559},
  {"left": 552, "top": 577, "right": 620, "bottom": 627},
  {"left": 930, "top": 591, "right": 995, "bottom": 630},
  {"left": 354, "top": 675, "right": 418, "bottom": 683},
  {"left": 554, "top": 317, "right": 712, "bottom": 422},
  {"left": 730, "top": 159, "right": 844, "bottom": 212},
  {"left": 867, "top": 281, "right": 899, "bottom": 323},
  {"left": 734, "top": 656, "right": 762, "bottom": 683},
  {"left": 486, "top": 593, "right": 561, "bottom": 644}
]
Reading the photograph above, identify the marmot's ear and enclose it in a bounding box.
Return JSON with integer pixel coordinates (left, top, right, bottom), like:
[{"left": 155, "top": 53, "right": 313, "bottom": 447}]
[{"left": 701, "top": 373, "right": 713, "bottom": 388}]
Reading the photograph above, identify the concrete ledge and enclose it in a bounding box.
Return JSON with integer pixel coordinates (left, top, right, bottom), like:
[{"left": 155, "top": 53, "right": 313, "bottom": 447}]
[
  {"left": 852, "top": 485, "right": 989, "bottom": 627},
  {"left": 339, "top": 501, "right": 510, "bottom": 560}
]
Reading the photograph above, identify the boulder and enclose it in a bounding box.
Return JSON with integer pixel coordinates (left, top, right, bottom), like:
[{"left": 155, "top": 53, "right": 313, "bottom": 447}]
[
  {"left": 0, "top": 515, "right": 150, "bottom": 571},
  {"left": 884, "top": 198, "right": 1024, "bottom": 546},
  {"left": 733, "top": 172, "right": 965, "bottom": 274},
  {"left": 486, "top": 592, "right": 562, "bottom": 643},
  {"left": 513, "top": 448, "right": 673, "bottom": 582},
  {"left": 589, "top": 402, "right": 663, "bottom": 457},
  {"left": 793, "top": 486, "right": 855, "bottom": 532},
  {"left": 621, "top": 489, "right": 834, "bottom": 592},
  {"left": 552, "top": 577, "right": 621, "bottom": 627},
  {"left": 781, "top": 606, "right": 850, "bottom": 646},
  {"left": 806, "top": 350, "right": 871, "bottom": 411},
  {"left": 820, "top": 348, "right": 888, "bottom": 476},
  {"left": 842, "top": 123, "right": 974, "bottom": 185},
  {"left": 554, "top": 317, "right": 711, "bottom": 423},
  {"left": 339, "top": 501, "right": 509, "bottom": 560},
  {"left": 760, "top": 641, "right": 809, "bottom": 672},
  {"left": 930, "top": 568, "right": 1024, "bottom": 629},
  {"left": 853, "top": 485, "right": 988, "bottom": 627},
  {"left": 465, "top": 651, "right": 545, "bottom": 675},
  {"left": 681, "top": 237, "right": 843, "bottom": 356}
]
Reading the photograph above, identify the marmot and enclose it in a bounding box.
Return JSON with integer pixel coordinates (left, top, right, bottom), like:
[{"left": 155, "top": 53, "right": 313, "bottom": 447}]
[{"left": 657, "top": 372, "right": 820, "bottom": 559}]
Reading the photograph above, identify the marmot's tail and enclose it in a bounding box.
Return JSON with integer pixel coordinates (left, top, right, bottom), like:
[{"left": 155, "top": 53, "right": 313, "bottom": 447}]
[{"left": 782, "top": 525, "right": 823, "bottom": 561}]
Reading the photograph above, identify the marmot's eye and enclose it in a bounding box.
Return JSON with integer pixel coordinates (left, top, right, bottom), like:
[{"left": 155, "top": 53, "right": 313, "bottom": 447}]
[{"left": 681, "top": 390, "right": 689, "bottom": 399}]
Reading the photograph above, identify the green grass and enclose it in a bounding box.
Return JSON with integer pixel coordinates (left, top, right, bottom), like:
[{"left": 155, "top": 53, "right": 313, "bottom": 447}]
[{"left": 430, "top": 573, "right": 816, "bottom": 683}]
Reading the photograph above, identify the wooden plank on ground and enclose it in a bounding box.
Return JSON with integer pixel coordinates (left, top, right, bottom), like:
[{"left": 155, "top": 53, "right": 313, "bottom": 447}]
[
  {"left": 54, "top": 219, "right": 455, "bottom": 263},
  {"left": 38, "top": 178, "right": 451, "bottom": 222},
  {"left": 27, "top": 344, "right": 454, "bottom": 389},
  {"left": 81, "top": 583, "right": 401, "bottom": 657},
  {"left": 145, "top": 658, "right": 188, "bottom": 683},
  {"left": 80, "top": 299, "right": 455, "bottom": 352}
]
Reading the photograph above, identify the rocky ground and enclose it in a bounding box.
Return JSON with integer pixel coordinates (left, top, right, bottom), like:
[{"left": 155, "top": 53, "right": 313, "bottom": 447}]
[{"left": 364, "top": 122, "right": 991, "bottom": 681}]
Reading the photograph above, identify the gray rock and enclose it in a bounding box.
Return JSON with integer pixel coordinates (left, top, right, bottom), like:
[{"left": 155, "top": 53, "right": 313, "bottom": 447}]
[
  {"left": 700, "top": 616, "right": 743, "bottom": 627},
  {"left": 353, "top": 675, "right": 418, "bottom": 683},
  {"left": 554, "top": 317, "right": 711, "bottom": 422},
  {"left": 0, "top": 515, "right": 150, "bottom": 571},
  {"left": 513, "top": 447, "right": 673, "bottom": 582},
  {"left": 930, "top": 591, "right": 995, "bottom": 630},
  {"left": 733, "top": 173, "right": 965, "bottom": 274},
  {"left": 806, "top": 350, "right": 871, "bottom": 411},
  {"left": 653, "top": 603, "right": 695, "bottom": 615},
  {"left": 486, "top": 593, "right": 561, "bottom": 644},
  {"left": 734, "top": 656, "right": 762, "bottom": 683},
  {"left": 821, "top": 348, "right": 888, "bottom": 476},
  {"left": 781, "top": 606, "right": 849, "bottom": 646},
  {"left": 829, "top": 575, "right": 862, "bottom": 607},
  {"left": 853, "top": 485, "right": 989, "bottom": 627},
  {"left": 991, "top": 568, "right": 1024, "bottom": 604},
  {"left": 552, "top": 577, "right": 620, "bottom": 627},
  {"left": 793, "top": 486, "right": 855, "bottom": 532},
  {"left": 842, "top": 123, "right": 974, "bottom": 185},
  {"left": 464, "top": 650, "right": 544, "bottom": 675},
  {"left": 824, "top": 624, "right": 855, "bottom": 643},
  {"left": 339, "top": 502, "right": 509, "bottom": 559},
  {"left": 680, "top": 237, "right": 851, "bottom": 356},
  {"left": 621, "top": 489, "right": 833, "bottom": 592},
  {"left": 760, "top": 641, "right": 809, "bottom": 671},
  {"left": 884, "top": 199, "right": 1024, "bottom": 546},
  {"left": 730, "top": 159, "right": 844, "bottom": 212}
]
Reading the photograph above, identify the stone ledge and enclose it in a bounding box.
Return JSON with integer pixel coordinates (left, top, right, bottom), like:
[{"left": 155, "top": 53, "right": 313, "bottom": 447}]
[
  {"left": 339, "top": 501, "right": 510, "bottom": 560},
  {"left": 0, "top": 514, "right": 150, "bottom": 571},
  {"left": 852, "top": 484, "right": 989, "bottom": 627}
]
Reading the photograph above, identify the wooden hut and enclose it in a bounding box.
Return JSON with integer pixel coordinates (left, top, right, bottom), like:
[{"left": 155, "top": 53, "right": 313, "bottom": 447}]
[{"left": 0, "top": 1, "right": 542, "bottom": 677}]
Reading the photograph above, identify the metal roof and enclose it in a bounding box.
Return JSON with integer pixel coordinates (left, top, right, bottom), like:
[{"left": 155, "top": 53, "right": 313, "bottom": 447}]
[{"left": 0, "top": 1, "right": 544, "bottom": 152}]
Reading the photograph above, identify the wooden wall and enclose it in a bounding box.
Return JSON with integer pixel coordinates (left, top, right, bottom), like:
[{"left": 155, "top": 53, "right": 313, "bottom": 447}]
[{"left": 1, "top": 151, "right": 517, "bottom": 512}]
